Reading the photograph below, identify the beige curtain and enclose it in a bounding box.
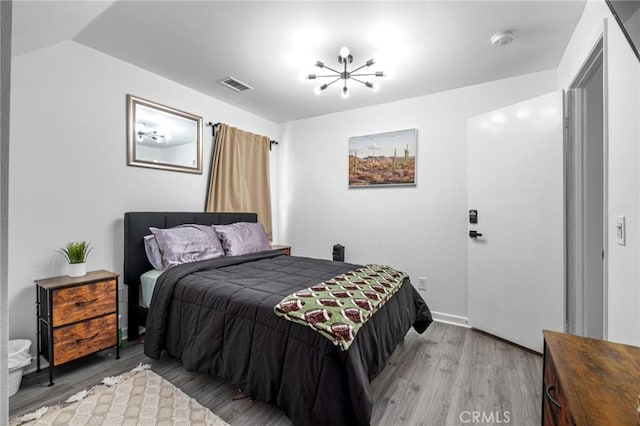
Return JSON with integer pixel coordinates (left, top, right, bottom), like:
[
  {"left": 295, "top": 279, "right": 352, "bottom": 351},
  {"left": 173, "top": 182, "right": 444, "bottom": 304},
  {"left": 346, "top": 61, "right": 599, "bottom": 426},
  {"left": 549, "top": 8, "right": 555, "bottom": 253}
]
[{"left": 206, "top": 124, "right": 273, "bottom": 240}]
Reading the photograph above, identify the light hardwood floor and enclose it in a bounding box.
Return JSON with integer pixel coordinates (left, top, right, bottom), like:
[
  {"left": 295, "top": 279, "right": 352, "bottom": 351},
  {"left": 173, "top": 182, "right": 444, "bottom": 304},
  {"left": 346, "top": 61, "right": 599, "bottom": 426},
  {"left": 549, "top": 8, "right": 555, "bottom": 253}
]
[{"left": 9, "top": 322, "right": 542, "bottom": 425}]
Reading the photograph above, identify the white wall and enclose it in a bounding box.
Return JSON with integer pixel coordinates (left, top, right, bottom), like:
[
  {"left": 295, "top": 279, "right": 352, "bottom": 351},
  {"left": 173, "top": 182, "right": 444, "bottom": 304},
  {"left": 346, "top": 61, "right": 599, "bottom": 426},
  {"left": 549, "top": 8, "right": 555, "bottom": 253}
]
[
  {"left": 557, "top": 0, "right": 640, "bottom": 345},
  {"left": 276, "top": 70, "right": 557, "bottom": 323},
  {"left": 8, "top": 41, "right": 278, "bottom": 357},
  {"left": 604, "top": 15, "right": 640, "bottom": 345}
]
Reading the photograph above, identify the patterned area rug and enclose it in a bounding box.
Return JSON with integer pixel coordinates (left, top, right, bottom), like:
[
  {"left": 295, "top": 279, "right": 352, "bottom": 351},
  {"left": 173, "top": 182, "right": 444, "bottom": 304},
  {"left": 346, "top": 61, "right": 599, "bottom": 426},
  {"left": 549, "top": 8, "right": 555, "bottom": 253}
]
[{"left": 10, "top": 364, "right": 228, "bottom": 425}]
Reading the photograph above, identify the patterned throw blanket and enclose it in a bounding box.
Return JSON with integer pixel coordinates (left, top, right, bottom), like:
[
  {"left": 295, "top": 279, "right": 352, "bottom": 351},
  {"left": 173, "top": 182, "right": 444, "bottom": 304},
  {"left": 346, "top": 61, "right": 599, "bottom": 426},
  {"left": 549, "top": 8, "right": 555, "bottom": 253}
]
[{"left": 274, "top": 264, "right": 408, "bottom": 350}]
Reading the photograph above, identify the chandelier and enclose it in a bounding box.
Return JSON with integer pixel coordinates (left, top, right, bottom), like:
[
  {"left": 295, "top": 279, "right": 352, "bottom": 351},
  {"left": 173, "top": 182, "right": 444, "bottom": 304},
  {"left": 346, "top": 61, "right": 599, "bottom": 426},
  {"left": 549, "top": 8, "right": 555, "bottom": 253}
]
[
  {"left": 137, "top": 130, "right": 165, "bottom": 142},
  {"left": 306, "top": 46, "right": 384, "bottom": 98},
  {"left": 136, "top": 122, "right": 166, "bottom": 142}
]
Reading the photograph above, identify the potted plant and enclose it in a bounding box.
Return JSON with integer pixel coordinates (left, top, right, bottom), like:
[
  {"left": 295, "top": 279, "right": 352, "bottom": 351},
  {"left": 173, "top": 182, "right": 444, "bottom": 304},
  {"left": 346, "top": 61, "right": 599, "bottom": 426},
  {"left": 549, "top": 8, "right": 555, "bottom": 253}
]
[{"left": 60, "top": 241, "right": 91, "bottom": 277}]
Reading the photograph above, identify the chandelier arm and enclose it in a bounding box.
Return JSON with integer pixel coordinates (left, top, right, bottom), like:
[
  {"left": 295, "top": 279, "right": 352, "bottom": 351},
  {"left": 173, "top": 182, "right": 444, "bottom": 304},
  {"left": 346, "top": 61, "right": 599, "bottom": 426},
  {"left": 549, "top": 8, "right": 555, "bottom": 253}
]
[
  {"left": 349, "top": 63, "right": 371, "bottom": 74},
  {"left": 321, "top": 65, "right": 342, "bottom": 75},
  {"left": 349, "top": 77, "right": 369, "bottom": 86},
  {"left": 350, "top": 73, "right": 379, "bottom": 77},
  {"left": 325, "top": 77, "right": 342, "bottom": 89},
  {"left": 324, "top": 77, "right": 342, "bottom": 88},
  {"left": 315, "top": 74, "right": 343, "bottom": 79}
]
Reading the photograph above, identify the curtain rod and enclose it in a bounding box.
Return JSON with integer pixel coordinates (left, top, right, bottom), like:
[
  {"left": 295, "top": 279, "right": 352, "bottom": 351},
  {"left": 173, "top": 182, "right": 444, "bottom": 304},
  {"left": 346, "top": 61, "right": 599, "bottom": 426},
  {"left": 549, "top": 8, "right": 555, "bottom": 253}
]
[{"left": 206, "top": 121, "right": 279, "bottom": 150}]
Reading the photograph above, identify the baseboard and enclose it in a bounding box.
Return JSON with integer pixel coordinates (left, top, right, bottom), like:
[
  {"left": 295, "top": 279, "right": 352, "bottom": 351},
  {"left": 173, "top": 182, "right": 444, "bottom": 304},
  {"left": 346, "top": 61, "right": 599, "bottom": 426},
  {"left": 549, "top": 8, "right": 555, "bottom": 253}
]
[{"left": 431, "top": 311, "right": 470, "bottom": 328}]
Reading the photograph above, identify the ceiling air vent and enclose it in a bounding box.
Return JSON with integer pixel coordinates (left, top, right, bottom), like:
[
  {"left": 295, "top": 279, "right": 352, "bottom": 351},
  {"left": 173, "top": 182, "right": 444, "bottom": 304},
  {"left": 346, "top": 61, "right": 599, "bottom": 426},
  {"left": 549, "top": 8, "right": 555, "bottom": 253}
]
[{"left": 218, "top": 76, "right": 254, "bottom": 92}]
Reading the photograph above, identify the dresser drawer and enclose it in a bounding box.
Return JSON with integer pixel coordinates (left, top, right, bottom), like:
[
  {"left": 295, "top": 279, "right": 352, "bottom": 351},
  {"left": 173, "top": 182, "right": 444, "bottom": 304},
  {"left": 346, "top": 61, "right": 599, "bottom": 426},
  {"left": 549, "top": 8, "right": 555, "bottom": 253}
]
[
  {"left": 543, "top": 347, "right": 575, "bottom": 426},
  {"left": 52, "top": 279, "right": 116, "bottom": 327},
  {"left": 53, "top": 314, "right": 116, "bottom": 366}
]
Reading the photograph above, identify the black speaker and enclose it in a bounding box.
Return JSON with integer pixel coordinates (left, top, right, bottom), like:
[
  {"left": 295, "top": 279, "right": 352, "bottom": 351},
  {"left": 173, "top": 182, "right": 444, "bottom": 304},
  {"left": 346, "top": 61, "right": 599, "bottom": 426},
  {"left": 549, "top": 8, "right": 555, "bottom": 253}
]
[{"left": 332, "top": 244, "right": 345, "bottom": 262}]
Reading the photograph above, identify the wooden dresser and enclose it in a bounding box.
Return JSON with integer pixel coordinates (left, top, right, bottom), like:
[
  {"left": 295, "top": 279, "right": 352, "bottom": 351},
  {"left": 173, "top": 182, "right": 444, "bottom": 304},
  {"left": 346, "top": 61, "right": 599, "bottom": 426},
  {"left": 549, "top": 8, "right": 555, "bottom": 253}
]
[
  {"left": 35, "top": 270, "right": 120, "bottom": 385},
  {"left": 542, "top": 330, "right": 640, "bottom": 425}
]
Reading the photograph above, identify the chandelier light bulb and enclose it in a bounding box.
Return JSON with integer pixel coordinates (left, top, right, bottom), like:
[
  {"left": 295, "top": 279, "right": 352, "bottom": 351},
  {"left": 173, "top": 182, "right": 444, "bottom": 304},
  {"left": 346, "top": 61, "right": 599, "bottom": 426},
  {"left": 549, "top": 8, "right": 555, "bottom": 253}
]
[
  {"left": 371, "top": 82, "right": 380, "bottom": 92},
  {"left": 342, "top": 86, "right": 349, "bottom": 99},
  {"left": 339, "top": 46, "right": 350, "bottom": 59}
]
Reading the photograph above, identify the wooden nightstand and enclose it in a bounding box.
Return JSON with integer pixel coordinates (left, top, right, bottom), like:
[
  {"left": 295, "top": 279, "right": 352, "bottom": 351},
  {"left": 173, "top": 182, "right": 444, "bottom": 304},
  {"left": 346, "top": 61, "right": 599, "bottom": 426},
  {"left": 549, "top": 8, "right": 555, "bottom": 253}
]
[
  {"left": 35, "top": 270, "right": 119, "bottom": 386},
  {"left": 271, "top": 245, "right": 291, "bottom": 256}
]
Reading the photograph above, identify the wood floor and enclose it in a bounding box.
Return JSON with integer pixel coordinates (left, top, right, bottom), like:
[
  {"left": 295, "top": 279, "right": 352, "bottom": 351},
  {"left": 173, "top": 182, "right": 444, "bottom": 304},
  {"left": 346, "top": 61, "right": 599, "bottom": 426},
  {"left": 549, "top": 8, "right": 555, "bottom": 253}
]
[{"left": 9, "top": 322, "right": 542, "bottom": 425}]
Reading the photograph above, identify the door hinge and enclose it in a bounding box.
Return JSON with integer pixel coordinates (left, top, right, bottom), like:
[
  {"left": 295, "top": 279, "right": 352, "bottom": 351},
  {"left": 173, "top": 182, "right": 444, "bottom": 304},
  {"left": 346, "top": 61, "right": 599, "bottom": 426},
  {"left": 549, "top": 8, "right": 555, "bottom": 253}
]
[
  {"left": 565, "top": 320, "right": 570, "bottom": 333},
  {"left": 602, "top": 249, "right": 605, "bottom": 260},
  {"left": 564, "top": 116, "right": 570, "bottom": 129}
]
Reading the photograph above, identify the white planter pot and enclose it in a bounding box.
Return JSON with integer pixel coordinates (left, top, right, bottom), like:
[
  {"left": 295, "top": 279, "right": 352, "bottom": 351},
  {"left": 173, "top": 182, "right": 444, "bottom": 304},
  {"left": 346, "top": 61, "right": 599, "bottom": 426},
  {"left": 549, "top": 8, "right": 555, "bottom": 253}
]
[{"left": 68, "top": 262, "right": 87, "bottom": 277}]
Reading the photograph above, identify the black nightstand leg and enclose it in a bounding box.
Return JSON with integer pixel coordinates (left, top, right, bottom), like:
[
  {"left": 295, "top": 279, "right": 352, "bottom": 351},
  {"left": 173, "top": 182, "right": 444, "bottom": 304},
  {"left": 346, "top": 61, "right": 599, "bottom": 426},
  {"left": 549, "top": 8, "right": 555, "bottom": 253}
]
[
  {"left": 35, "top": 287, "right": 41, "bottom": 372},
  {"left": 116, "top": 283, "right": 120, "bottom": 360},
  {"left": 47, "top": 298, "right": 54, "bottom": 386}
]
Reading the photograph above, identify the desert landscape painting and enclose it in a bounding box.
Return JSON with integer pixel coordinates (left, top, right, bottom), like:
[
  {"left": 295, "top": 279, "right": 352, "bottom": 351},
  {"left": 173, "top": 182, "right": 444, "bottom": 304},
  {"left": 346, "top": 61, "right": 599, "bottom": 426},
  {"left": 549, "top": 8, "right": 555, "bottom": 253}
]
[{"left": 349, "top": 129, "right": 417, "bottom": 187}]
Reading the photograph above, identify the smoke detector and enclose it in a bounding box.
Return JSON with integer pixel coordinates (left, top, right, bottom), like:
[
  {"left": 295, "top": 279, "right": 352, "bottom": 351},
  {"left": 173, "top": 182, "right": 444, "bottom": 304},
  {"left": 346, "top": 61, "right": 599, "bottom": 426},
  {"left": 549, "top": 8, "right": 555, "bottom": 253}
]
[{"left": 490, "top": 31, "right": 515, "bottom": 47}]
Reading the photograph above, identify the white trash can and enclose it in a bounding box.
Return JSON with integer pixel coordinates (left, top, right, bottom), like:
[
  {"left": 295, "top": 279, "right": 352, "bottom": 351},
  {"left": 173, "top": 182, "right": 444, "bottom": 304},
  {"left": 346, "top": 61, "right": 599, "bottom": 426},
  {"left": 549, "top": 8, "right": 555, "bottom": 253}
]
[{"left": 8, "top": 339, "right": 32, "bottom": 397}]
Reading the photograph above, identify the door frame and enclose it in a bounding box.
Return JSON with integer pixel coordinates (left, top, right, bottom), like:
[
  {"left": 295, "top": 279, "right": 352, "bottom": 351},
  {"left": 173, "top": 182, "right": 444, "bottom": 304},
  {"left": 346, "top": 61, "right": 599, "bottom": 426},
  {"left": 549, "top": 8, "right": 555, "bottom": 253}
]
[{"left": 565, "top": 36, "right": 608, "bottom": 339}]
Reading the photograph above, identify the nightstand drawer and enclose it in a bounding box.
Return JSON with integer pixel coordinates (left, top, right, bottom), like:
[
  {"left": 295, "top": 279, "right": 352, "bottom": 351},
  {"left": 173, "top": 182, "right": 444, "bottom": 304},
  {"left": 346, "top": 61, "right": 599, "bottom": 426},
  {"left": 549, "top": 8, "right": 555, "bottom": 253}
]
[
  {"left": 53, "top": 314, "right": 116, "bottom": 366},
  {"left": 52, "top": 279, "right": 116, "bottom": 327}
]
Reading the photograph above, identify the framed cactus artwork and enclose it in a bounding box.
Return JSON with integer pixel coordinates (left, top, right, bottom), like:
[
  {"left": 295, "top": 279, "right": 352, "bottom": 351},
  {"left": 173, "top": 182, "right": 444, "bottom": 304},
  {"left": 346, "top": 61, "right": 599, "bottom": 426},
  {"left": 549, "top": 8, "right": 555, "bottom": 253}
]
[{"left": 348, "top": 128, "right": 417, "bottom": 188}]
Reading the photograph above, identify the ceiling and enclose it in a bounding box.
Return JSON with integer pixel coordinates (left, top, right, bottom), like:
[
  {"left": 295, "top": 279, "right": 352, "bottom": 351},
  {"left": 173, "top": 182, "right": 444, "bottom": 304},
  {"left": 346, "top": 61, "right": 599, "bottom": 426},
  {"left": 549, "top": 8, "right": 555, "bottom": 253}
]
[{"left": 12, "top": 1, "right": 586, "bottom": 123}]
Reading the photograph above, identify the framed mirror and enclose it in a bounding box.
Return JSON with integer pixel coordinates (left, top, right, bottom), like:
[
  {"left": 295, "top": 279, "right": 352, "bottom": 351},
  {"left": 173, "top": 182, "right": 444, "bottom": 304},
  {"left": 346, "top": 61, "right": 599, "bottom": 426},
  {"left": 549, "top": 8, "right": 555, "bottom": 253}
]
[{"left": 127, "top": 94, "right": 203, "bottom": 174}]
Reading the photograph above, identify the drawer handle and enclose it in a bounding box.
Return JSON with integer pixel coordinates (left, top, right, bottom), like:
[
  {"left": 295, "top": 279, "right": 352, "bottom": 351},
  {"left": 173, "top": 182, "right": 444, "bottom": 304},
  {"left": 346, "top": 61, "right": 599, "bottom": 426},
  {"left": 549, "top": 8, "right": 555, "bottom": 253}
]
[
  {"left": 545, "top": 384, "right": 562, "bottom": 409},
  {"left": 75, "top": 298, "right": 98, "bottom": 306},
  {"left": 76, "top": 332, "right": 99, "bottom": 343}
]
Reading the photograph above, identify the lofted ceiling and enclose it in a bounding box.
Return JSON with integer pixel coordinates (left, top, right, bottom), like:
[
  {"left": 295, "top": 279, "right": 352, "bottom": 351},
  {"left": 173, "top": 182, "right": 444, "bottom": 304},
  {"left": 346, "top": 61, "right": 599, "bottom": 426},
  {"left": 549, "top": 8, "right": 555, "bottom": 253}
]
[{"left": 12, "top": 0, "right": 586, "bottom": 123}]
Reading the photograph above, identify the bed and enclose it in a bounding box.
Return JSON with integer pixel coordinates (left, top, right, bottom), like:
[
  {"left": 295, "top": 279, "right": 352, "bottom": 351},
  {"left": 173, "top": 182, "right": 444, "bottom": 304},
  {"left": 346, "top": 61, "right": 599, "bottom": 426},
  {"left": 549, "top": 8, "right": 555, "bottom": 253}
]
[{"left": 124, "top": 211, "right": 432, "bottom": 426}]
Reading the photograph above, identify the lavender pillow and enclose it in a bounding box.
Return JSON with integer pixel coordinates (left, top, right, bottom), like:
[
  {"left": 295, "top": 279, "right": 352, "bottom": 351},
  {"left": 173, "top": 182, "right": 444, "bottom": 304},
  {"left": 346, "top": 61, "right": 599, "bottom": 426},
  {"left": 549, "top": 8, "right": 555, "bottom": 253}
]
[
  {"left": 143, "top": 235, "right": 164, "bottom": 270},
  {"left": 214, "top": 222, "right": 271, "bottom": 256},
  {"left": 150, "top": 224, "right": 225, "bottom": 269}
]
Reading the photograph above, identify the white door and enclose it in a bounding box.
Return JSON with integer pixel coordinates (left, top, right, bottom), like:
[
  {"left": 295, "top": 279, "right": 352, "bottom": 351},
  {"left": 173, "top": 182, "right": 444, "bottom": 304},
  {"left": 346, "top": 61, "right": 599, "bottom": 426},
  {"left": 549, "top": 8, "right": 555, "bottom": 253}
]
[{"left": 467, "top": 91, "right": 565, "bottom": 353}]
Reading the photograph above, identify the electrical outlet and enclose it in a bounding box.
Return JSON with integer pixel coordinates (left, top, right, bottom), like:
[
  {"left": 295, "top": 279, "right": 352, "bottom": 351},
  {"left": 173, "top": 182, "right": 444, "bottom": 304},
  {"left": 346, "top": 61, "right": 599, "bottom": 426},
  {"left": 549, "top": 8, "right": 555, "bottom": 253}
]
[{"left": 418, "top": 277, "right": 427, "bottom": 291}]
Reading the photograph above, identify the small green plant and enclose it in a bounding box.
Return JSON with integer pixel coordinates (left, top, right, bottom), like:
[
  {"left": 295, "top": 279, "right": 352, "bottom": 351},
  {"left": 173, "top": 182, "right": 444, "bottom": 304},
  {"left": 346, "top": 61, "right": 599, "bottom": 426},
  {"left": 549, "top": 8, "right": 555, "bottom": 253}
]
[{"left": 60, "top": 241, "right": 92, "bottom": 264}]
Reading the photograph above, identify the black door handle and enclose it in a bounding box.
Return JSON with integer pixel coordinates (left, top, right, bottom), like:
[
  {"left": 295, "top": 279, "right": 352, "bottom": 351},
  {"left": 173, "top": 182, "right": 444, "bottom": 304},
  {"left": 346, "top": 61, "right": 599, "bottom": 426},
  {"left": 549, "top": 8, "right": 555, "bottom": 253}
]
[{"left": 469, "top": 230, "right": 483, "bottom": 238}]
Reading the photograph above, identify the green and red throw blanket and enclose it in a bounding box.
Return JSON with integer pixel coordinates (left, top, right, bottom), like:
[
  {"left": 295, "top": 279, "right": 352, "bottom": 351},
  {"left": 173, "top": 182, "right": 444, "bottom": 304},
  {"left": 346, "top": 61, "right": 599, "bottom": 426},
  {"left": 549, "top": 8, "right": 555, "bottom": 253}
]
[{"left": 274, "top": 264, "right": 408, "bottom": 350}]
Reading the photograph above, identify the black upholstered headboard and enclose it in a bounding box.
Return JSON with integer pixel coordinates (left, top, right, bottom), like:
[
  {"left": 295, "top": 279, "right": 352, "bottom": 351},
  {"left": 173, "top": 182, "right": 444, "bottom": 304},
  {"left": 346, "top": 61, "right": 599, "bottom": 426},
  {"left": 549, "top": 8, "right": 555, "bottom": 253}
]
[{"left": 123, "top": 211, "right": 257, "bottom": 340}]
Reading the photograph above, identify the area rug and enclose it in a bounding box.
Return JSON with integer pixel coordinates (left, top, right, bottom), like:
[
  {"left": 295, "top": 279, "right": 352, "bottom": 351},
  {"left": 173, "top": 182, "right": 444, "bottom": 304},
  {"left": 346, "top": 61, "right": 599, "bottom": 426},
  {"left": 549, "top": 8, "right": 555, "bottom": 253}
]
[{"left": 10, "top": 364, "right": 229, "bottom": 425}]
